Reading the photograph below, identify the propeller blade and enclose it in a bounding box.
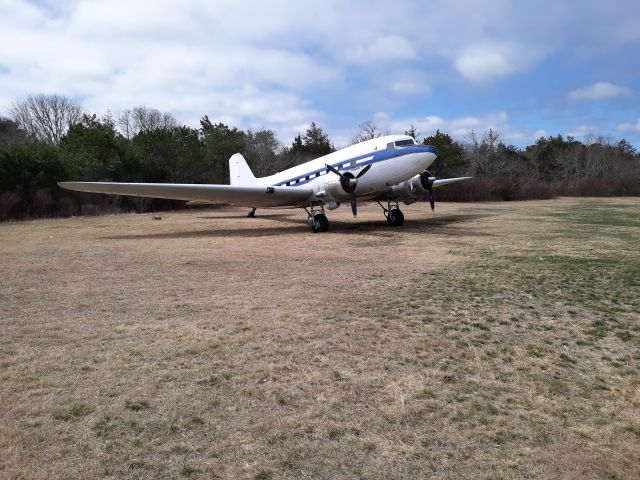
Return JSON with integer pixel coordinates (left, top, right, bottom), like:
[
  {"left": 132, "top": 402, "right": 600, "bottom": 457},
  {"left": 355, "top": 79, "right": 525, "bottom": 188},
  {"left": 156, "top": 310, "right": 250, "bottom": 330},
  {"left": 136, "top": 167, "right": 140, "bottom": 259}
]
[
  {"left": 325, "top": 164, "right": 343, "bottom": 177},
  {"left": 355, "top": 163, "right": 372, "bottom": 179},
  {"left": 421, "top": 170, "right": 436, "bottom": 212},
  {"left": 350, "top": 192, "right": 358, "bottom": 217}
]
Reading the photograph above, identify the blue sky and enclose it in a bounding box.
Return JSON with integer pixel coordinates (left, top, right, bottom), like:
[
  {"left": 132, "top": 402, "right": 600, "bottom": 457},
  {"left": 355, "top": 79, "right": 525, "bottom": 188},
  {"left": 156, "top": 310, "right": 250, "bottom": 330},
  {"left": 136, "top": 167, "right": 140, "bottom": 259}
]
[{"left": 1, "top": 0, "right": 639, "bottom": 147}]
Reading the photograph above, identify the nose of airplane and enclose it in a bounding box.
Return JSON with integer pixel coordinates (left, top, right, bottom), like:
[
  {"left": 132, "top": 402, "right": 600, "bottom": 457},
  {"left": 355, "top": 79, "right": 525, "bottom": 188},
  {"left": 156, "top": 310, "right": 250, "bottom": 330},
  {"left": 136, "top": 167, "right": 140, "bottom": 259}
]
[{"left": 418, "top": 145, "right": 438, "bottom": 169}]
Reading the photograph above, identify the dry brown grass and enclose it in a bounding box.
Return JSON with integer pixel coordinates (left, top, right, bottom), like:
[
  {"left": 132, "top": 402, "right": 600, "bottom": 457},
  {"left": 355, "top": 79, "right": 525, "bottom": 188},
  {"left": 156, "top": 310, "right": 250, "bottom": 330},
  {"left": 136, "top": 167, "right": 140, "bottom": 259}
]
[{"left": 1, "top": 198, "right": 639, "bottom": 479}]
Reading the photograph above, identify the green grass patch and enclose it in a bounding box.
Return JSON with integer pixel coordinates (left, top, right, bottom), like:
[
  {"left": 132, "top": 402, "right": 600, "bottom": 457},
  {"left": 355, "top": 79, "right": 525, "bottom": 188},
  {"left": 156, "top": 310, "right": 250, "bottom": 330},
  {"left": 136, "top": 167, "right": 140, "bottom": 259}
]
[
  {"left": 125, "top": 400, "right": 150, "bottom": 411},
  {"left": 181, "top": 466, "right": 197, "bottom": 477},
  {"left": 253, "top": 470, "right": 273, "bottom": 480},
  {"left": 52, "top": 401, "right": 94, "bottom": 421}
]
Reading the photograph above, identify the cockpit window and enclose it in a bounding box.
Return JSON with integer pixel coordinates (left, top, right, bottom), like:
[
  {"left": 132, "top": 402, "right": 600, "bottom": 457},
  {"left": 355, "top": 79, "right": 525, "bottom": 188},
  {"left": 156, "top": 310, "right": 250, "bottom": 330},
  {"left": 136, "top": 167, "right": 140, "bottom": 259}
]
[{"left": 395, "top": 139, "right": 416, "bottom": 147}]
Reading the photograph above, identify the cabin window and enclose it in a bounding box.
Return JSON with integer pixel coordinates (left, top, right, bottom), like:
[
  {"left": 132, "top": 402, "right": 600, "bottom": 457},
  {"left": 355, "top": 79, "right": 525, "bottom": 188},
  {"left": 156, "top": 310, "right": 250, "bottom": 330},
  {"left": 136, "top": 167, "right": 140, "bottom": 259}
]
[
  {"left": 306, "top": 176, "right": 310, "bottom": 181},
  {"left": 386, "top": 142, "right": 395, "bottom": 150},
  {"left": 286, "top": 182, "right": 290, "bottom": 186},
  {"left": 315, "top": 172, "right": 320, "bottom": 177}
]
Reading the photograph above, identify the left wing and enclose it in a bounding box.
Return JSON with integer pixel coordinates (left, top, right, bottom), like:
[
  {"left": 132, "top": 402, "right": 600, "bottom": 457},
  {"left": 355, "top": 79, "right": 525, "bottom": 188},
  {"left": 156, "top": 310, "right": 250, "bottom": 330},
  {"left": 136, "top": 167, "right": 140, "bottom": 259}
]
[{"left": 57, "top": 182, "right": 313, "bottom": 208}]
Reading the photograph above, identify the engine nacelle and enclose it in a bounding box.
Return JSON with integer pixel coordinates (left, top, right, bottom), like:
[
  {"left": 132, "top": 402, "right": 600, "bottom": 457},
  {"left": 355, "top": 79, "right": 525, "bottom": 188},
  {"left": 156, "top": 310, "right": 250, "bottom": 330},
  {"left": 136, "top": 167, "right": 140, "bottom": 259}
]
[
  {"left": 324, "top": 173, "right": 354, "bottom": 201},
  {"left": 388, "top": 173, "right": 431, "bottom": 205}
]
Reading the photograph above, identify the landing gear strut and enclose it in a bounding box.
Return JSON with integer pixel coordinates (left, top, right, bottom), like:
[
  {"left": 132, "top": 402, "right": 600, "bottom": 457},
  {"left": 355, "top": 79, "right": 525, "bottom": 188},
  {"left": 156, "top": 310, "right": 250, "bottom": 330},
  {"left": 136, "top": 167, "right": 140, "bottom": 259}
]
[
  {"left": 305, "top": 204, "right": 329, "bottom": 233},
  {"left": 378, "top": 201, "right": 404, "bottom": 227}
]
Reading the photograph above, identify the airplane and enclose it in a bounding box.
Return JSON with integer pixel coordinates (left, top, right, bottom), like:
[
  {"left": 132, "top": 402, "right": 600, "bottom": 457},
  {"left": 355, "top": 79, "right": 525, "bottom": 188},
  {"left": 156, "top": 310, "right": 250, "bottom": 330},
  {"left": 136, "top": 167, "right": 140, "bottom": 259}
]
[{"left": 58, "top": 134, "right": 471, "bottom": 232}]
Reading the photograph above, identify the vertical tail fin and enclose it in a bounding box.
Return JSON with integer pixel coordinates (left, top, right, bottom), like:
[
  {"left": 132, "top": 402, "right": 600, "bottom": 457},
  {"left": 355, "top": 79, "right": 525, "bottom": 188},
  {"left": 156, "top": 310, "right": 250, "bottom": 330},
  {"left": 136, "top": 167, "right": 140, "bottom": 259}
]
[{"left": 229, "top": 153, "right": 256, "bottom": 185}]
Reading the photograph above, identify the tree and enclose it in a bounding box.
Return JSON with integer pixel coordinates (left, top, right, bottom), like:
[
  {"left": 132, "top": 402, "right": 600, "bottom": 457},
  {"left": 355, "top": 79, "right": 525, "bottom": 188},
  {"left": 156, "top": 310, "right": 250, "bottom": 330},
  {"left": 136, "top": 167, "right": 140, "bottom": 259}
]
[
  {"left": 132, "top": 125, "right": 204, "bottom": 183},
  {"left": 0, "top": 141, "right": 68, "bottom": 218},
  {"left": 60, "top": 114, "right": 137, "bottom": 183},
  {"left": 616, "top": 139, "right": 636, "bottom": 157},
  {"left": 0, "top": 142, "right": 65, "bottom": 192},
  {"left": 405, "top": 124, "right": 421, "bottom": 141},
  {"left": 302, "top": 122, "right": 334, "bottom": 156},
  {"left": 282, "top": 122, "right": 335, "bottom": 167},
  {"left": 117, "top": 106, "right": 177, "bottom": 138},
  {"left": 200, "top": 117, "right": 246, "bottom": 183},
  {"left": 465, "top": 128, "right": 513, "bottom": 177},
  {"left": 0, "top": 117, "right": 29, "bottom": 151},
  {"left": 353, "top": 120, "right": 383, "bottom": 144},
  {"left": 423, "top": 129, "right": 467, "bottom": 176},
  {"left": 10, "top": 94, "right": 83, "bottom": 144},
  {"left": 243, "top": 129, "right": 281, "bottom": 176},
  {"left": 524, "top": 135, "right": 583, "bottom": 181}
]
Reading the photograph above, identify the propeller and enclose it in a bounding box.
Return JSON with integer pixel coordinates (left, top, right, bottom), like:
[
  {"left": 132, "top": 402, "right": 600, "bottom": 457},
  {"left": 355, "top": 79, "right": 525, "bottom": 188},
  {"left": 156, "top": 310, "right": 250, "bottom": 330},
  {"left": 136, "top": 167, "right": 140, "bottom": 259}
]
[
  {"left": 325, "top": 163, "right": 371, "bottom": 217},
  {"left": 419, "top": 170, "right": 436, "bottom": 212}
]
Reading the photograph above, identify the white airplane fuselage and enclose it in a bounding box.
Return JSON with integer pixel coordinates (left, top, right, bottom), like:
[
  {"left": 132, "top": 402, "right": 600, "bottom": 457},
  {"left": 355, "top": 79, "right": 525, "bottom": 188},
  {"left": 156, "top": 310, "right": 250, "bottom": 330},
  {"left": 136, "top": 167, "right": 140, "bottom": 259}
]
[{"left": 248, "top": 134, "right": 438, "bottom": 205}]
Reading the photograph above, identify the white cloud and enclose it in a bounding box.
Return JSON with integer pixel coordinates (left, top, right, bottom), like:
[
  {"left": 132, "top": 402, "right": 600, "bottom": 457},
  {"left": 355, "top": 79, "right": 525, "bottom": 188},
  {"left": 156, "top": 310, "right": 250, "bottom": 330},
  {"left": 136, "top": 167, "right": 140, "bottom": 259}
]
[
  {"left": 0, "top": 0, "right": 343, "bottom": 140},
  {"left": 455, "top": 50, "right": 514, "bottom": 81},
  {"left": 391, "top": 80, "right": 424, "bottom": 94},
  {"left": 390, "top": 70, "right": 430, "bottom": 95},
  {"left": 370, "top": 110, "right": 542, "bottom": 144},
  {"left": 1, "top": 0, "right": 640, "bottom": 144},
  {"left": 616, "top": 118, "right": 640, "bottom": 133},
  {"left": 568, "top": 82, "right": 632, "bottom": 101},
  {"left": 565, "top": 125, "right": 597, "bottom": 138},
  {"left": 452, "top": 41, "right": 547, "bottom": 82},
  {"left": 342, "top": 35, "right": 417, "bottom": 64}
]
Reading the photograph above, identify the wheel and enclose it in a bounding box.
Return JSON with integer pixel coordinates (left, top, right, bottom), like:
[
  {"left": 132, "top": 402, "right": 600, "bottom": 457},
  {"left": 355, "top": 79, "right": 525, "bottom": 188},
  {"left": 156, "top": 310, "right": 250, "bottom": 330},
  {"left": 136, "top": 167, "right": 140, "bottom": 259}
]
[
  {"left": 312, "top": 213, "right": 329, "bottom": 232},
  {"left": 387, "top": 208, "right": 404, "bottom": 226}
]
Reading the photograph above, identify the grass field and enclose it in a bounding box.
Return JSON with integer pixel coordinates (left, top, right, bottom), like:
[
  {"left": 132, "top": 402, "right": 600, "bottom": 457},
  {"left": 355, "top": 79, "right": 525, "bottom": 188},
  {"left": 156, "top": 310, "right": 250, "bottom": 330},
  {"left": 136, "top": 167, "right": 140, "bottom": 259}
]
[{"left": 1, "top": 198, "right": 639, "bottom": 479}]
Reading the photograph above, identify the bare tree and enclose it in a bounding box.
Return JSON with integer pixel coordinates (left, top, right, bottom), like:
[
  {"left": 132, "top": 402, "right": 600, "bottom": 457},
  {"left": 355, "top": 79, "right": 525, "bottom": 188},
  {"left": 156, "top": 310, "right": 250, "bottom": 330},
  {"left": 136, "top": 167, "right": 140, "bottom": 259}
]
[
  {"left": 352, "top": 120, "right": 383, "bottom": 144},
  {"left": 10, "top": 94, "right": 83, "bottom": 144},
  {"left": 465, "top": 128, "right": 511, "bottom": 176},
  {"left": 465, "top": 128, "right": 481, "bottom": 166},
  {"left": 405, "top": 123, "right": 421, "bottom": 141},
  {"left": 583, "top": 136, "right": 612, "bottom": 178},
  {"left": 117, "top": 106, "right": 177, "bottom": 138}
]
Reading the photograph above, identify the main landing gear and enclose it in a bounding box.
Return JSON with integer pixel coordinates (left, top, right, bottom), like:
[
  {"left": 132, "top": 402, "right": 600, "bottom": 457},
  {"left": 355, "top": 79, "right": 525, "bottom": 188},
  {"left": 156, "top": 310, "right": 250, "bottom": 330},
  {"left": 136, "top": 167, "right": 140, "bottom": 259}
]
[
  {"left": 304, "top": 200, "right": 405, "bottom": 232},
  {"left": 378, "top": 201, "right": 404, "bottom": 227},
  {"left": 305, "top": 205, "right": 329, "bottom": 233}
]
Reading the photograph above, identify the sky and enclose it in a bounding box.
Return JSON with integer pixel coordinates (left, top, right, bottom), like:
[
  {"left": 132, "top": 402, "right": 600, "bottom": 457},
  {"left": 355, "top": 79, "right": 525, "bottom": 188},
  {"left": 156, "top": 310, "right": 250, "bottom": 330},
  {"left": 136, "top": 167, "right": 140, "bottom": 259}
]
[{"left": 1, "top": 0, "right": 639, "bottom": 148}]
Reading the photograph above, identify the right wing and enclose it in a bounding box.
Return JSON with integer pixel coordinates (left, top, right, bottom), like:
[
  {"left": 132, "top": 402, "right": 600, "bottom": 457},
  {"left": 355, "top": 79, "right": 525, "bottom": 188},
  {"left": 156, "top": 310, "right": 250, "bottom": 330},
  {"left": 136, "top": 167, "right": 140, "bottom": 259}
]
[
  {"left": 432, "top": 177, "right": 472, "bottom": 188},
  {"left": 57, "top": 182, "right": 314, "bottom": 208}
]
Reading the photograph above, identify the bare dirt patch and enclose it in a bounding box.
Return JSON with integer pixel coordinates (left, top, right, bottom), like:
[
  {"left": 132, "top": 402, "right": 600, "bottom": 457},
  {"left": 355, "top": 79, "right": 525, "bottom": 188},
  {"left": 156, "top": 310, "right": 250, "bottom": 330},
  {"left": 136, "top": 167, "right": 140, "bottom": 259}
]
[{"left": 1, "top": 198, "right": 639, "bottom": 479}]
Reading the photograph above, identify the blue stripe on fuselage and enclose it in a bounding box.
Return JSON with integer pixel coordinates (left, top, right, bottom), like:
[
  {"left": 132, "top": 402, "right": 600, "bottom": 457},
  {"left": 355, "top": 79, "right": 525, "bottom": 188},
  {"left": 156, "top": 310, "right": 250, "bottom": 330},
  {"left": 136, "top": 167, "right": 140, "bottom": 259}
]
[{"left": 273, "top": 145, "right": 438, "bottom": 187}]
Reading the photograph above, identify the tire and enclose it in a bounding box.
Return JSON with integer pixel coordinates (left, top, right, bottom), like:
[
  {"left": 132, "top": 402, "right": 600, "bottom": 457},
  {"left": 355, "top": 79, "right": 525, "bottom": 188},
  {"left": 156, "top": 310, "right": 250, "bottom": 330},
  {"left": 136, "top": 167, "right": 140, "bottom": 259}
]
[
  {"left": 387, "top": 209, "right": 404, "bottom": 226},
  {"left": 312, "top": 213, "right": 329, "bottom": 232}
]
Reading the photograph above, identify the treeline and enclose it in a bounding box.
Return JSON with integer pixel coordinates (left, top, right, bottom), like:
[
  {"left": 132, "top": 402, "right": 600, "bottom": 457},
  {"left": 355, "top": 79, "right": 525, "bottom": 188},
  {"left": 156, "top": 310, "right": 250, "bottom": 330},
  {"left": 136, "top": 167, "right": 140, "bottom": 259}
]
[
  {"left": 419, "top": 128, "right": 640, "bottom": 201},
  {"left": 0, "top": 95, "right": 333, "bottom": 219},
  {"left": 1, "top": 94, "right": 639, "bottom": 220}
]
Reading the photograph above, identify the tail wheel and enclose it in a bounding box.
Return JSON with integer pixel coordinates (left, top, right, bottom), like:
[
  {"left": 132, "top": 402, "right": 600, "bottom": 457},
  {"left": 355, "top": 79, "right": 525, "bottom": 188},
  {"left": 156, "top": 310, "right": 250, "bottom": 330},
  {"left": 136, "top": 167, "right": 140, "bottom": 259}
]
[
  {"left": 312, "top": 213, "right": 329, "bottom": 233},
  {"left": 387, "top": 209, "right": 404, "bottom": 226}
]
